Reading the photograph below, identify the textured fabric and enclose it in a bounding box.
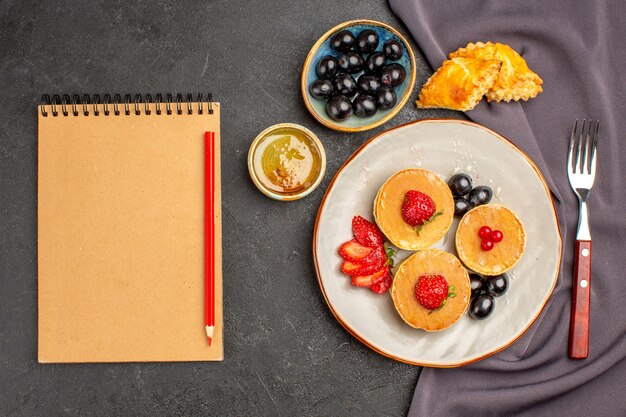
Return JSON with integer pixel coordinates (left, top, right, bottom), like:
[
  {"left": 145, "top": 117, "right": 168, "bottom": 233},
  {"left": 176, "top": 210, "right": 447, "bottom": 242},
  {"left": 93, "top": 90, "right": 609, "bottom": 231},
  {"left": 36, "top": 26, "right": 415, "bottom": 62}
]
[{"left": 388, "top": 1, "right": 626, "bottom": 416}]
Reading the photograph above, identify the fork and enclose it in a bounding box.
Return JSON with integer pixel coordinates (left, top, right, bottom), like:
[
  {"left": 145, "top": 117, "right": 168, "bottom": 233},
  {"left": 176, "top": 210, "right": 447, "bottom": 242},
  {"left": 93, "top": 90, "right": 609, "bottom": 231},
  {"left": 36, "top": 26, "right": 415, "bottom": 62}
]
[{"left": 567, "top": 119, "right": 600, "bottom": 359}]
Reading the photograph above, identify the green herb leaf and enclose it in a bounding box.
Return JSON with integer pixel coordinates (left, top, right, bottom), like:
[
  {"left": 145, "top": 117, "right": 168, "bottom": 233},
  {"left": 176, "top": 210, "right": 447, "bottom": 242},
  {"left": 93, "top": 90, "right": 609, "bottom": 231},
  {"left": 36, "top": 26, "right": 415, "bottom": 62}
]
[
  {"left": 449, "top": 293, "right": 456, "bottom": 298},
  {"left": 415, "top": 211, "right": 443, "bottom": 235},
  {"left": 383, "top": 242, "right": 396, "bottom": 266},
  {"left": 384, "top": 242, "right": 396, "bottom": 258}
]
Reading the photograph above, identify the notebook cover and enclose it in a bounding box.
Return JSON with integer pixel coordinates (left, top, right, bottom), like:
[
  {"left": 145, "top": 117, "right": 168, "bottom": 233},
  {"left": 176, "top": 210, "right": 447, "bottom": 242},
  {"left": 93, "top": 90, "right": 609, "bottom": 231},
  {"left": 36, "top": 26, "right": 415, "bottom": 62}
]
[{"left": 37, "top": 103, "right": 222, "bottom": 362}]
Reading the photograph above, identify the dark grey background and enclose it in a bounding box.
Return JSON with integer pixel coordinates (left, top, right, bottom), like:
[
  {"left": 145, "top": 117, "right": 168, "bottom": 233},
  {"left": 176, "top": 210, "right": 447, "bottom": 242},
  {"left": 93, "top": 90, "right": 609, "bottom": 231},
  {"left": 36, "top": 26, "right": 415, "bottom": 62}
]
[{"left": 0, "top": 1, "right": 461, "bottom": 416}]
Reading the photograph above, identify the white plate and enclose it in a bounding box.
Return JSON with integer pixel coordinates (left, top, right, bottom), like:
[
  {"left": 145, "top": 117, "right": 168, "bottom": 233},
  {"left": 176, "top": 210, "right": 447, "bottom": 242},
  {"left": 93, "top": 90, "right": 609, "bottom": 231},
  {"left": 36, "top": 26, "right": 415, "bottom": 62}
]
[{"left": 313, "top": 119, "right": 561, "bottom": 367}]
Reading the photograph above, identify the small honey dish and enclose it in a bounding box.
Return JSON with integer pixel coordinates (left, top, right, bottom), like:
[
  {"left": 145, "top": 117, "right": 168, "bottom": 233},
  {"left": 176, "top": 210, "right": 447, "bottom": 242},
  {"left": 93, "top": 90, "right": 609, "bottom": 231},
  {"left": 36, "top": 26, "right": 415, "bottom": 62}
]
[{"left": 248, "top": 123, "right": 326, "bottom": 201}]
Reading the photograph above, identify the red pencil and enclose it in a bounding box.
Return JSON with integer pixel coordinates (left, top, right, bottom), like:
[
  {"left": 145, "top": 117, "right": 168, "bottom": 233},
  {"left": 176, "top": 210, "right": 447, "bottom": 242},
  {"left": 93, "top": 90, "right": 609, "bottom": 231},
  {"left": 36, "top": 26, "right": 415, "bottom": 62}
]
[{"left": 205, "top": 131, "right": 215, "bottom": 346}]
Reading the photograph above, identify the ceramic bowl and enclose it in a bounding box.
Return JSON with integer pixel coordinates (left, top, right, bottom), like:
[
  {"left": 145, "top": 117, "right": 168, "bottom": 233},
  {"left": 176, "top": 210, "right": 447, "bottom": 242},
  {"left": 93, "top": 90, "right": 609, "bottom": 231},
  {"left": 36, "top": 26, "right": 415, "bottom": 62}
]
[{"left": 301, "top": 19, "right": 416, "bottom": 132}]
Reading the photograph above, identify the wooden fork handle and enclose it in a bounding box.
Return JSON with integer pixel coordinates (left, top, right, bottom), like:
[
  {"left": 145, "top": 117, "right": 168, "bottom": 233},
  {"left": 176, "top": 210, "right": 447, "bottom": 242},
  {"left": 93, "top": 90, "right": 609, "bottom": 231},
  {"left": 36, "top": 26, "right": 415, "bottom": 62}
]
[{"left": 568, "top": 240, "right": 592, "bottom": 359}]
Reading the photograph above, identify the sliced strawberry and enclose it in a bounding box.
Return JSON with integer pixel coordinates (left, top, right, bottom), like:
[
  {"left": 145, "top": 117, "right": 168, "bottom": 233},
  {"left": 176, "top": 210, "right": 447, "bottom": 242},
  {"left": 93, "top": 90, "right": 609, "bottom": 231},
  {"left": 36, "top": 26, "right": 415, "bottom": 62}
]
[
  {"left": 370, "top": 272, "right": 393, "bottom": 294},
  {"left": 359, "top": 245, "right": 386, "bottom": 269},
  {"left": 338, "top": 239, "right": 373, "bottom": 262},
  {"left": 352, "top": 215, "right": 384, "bottom": 248},
  {"left": 352, "top": 266, "right": 389, "bottom": 287},
  {"left": 341, "top": 260, "right": 384, "bottom": 277}
]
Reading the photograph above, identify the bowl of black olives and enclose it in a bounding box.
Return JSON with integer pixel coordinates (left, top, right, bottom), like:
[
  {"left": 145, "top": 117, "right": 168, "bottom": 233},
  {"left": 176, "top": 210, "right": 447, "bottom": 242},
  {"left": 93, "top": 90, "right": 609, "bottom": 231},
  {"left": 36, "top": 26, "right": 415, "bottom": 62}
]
[{"left": 302, "top": 19, "right": 416, "bottom": 132}]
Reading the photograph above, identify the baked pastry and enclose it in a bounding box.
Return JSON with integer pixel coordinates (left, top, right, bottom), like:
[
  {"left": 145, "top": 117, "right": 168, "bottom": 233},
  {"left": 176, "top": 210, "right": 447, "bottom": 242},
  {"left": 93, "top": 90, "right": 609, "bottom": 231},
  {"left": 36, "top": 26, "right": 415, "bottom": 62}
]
[
  {"left": 449, "top": 41, "right": 543, "bottom": 102},
  {"left": 391, "top": 249, "right": 471, "bottom": 331},
  {"left": 416, "top": 57, "right": 502, "bottom": 111},
  {"left": 374, "top": 168, "right": 454, "bottom": 251},
  {"left": 456, "top": 204, "right": 526, "bottom": 275}
]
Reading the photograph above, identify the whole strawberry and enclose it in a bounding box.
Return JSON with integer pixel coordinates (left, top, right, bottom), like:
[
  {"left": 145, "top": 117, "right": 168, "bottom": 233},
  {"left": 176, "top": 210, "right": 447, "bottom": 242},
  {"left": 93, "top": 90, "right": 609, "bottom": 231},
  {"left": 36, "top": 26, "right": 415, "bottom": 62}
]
[
  {"left": 401, "top": 190, "right": 436, "bottom": 227},
  {"left": 415, "top": 274, "right": 448, "bottom": 310}
]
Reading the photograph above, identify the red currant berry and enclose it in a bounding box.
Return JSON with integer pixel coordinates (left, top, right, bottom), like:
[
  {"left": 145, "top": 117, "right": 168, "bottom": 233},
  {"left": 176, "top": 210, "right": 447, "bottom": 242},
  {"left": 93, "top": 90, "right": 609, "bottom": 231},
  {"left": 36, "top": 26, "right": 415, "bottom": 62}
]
[
  {"left": 492, "top": 230, "right": 503, "bottom": 242},
  {"left": 478, "top": 226, "right": 492, "bottom": 239},
  {"left": 481, "top": 239, "right": 494, "bottom": 251}
]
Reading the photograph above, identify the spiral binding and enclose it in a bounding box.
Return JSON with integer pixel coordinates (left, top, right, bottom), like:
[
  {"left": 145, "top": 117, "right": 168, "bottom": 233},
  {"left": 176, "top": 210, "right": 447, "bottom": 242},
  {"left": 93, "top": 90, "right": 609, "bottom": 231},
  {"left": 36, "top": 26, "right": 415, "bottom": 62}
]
[{"left": 40, "top": 93, "right": 214, "bottom": 117}]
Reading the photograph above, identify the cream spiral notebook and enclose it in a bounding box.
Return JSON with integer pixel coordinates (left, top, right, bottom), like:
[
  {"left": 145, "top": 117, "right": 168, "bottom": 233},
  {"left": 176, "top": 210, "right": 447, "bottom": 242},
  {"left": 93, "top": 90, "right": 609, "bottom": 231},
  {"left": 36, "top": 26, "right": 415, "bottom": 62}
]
[{"left": 37, "top": 93, "right": 223, "bottom": 362}]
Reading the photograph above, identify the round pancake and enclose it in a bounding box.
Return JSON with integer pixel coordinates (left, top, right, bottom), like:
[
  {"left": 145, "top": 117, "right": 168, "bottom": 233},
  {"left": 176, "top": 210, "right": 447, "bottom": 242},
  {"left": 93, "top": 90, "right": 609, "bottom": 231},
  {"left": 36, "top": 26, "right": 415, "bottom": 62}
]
[
  {"left": 456, "top": 204, "right": 526, "bottom": 276},
  {"left": 391, "top": 249, "right": 470, "bottom": 331},
  {"left": 374, "top": 168, "right": 454, "bottom": 250}
]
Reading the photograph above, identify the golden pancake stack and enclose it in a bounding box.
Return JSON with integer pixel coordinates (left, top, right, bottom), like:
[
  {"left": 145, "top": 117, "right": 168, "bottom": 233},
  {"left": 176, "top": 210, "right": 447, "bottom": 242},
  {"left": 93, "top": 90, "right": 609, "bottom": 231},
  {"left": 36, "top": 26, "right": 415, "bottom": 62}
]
[{"left": 374, "top": 168, "right": 525, "bottom": 331}]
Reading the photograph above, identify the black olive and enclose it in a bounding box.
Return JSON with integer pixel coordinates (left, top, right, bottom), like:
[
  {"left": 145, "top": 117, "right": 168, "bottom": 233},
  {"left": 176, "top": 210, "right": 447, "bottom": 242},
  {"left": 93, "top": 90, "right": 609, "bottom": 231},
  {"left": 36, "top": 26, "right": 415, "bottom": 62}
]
[
  {"left": 365, "top": 52, "right": 387, "bottom": 75},
  {"left": 357, "top": 74, "right": 382, "bottom": 95},
  {"left": 326, "top": 95, "right": 352, "bottom": 121},
  {"left": 376, "top": 86, "right": 397, "bottom": 110},
  {"left": 383, "top": 39, "right": 403, "bottom": 60},
  {"left": 380, "top": 63, "right": 406, "bottom": 87},
  {"left": 309, "top": 79, "right": 335, "bottom": 100},
  {"left": 338, "top": 51, "right": 365, "bottom": 74},
  {"left": 315, "top": 55, "right": 338, "bottom": 79},
  {"left": 331, "top": 30, "right": 355, "bottom": 52},
  {"left": 353, "top": 95, "right": 378, "bottom": 118},
  {"left": 333, "top": 73, "right": 358, "bottom": 98},
  {"left": 356, "top": 29, "right": 379, "bottom": 53}
]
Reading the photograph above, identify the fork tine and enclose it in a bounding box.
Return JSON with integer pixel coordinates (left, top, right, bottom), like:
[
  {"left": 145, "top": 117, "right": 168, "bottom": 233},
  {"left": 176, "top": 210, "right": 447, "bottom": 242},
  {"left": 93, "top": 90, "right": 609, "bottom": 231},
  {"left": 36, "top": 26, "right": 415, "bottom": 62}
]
[
  {"left": 568, "top": 119, "right": 578, "bottom": 173},
  {"left": 589, "top": 120, "right": 599, "bottom": 174},
  {"left": 575, "top": 119, "right": 586, "bottom": 173},
  {"left": 580, "top": 120, "right": 593, "bottom": 174},
  {"left": 573, "top": 119, "right": 581, "bottom": 173}
]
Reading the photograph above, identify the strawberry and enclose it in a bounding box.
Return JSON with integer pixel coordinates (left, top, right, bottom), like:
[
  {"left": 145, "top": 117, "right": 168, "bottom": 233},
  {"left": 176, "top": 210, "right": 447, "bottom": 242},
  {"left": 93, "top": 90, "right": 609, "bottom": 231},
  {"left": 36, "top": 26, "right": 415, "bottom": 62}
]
[
  {"left": 401, "top": 190, "right": 436, "bottom": 227},
  {"left": 359, "top": 246, "right": 386, "bottom": 268},
  {"left": 370, "top": 272, "right": 393, "bottom": 294},
  {"left": 415, "top": 274, "right": 449, "bottom": 310},
  {"left": 352, "top": 215, "right": 384, "bottom": 248},
  {"left": 352, "top": 266, "right": 389, "bottom": 287},
  {"left": 341, "top": 259, "right": 383, "bottom": 277},
  {"left": 338, "top": 240, "right": 373, "bottom": 262}
]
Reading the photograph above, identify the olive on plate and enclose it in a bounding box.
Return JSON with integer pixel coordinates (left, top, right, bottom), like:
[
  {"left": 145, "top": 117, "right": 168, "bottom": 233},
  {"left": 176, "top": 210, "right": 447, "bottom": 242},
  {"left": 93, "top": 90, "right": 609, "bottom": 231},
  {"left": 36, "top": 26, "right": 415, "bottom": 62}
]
[
  {"left": 468, "top": 186, "right": 493, "bottom": 206},
  {"left": 469, "top": 273, "right": 485, "bottom": 298},
  {"left": 469, "top": 294, "right": 495, "bottom": 320},
  {"left": 486, "top": 274, "right": 509, "bottom": 297},
  {"left": 448, "top": 173, "right": 473, "bottom": 197},
  {"left": 454, "top": 197, "right": 473, "bottom": 217}
]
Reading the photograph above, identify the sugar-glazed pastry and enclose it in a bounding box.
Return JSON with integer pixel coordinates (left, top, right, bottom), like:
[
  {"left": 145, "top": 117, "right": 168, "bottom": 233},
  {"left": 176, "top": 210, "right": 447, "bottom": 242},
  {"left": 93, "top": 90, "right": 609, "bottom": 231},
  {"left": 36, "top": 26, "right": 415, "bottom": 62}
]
[
  {"left": 416, "top": 57, "right": 502, "bottom": 111},
  {"left": 391, "top": 249, "right": 471, "bottom": 332},
  {"left": 449, "top": 41, "right": 543, "bottom": 103}
]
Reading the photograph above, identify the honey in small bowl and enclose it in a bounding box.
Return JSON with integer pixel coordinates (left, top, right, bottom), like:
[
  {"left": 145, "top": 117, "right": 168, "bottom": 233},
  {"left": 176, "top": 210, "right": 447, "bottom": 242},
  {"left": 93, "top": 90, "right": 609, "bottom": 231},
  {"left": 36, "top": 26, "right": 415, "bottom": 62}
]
[{"left": 248, "top": 123, "right": 326, "bottom": 201}]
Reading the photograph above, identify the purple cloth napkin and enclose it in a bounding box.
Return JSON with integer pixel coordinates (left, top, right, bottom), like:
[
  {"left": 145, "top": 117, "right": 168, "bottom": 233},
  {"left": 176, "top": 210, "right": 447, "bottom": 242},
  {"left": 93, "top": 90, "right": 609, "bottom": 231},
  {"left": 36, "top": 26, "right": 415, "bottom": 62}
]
[{"left": 389, "top": 1, "right": 626, "bottom": 415}]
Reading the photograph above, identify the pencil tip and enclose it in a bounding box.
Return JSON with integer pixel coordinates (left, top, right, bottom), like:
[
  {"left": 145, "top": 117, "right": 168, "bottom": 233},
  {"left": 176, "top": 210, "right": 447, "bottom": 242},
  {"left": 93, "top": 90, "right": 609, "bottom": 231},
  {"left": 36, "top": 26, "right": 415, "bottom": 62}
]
[{"left": 205, "top": 325, "right": 215, "bottom": 346}]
